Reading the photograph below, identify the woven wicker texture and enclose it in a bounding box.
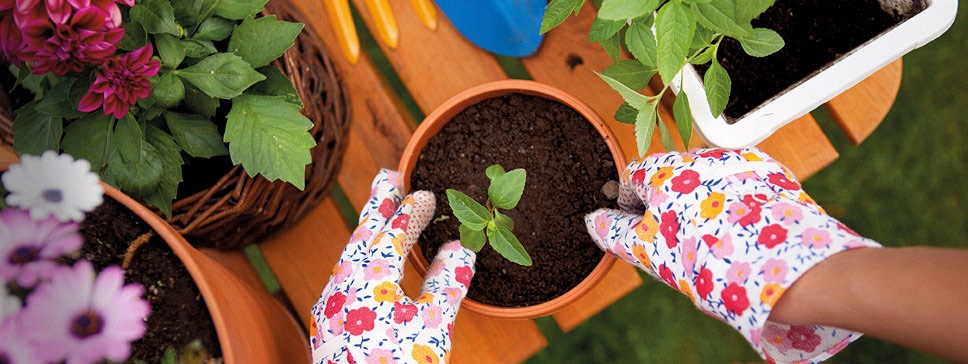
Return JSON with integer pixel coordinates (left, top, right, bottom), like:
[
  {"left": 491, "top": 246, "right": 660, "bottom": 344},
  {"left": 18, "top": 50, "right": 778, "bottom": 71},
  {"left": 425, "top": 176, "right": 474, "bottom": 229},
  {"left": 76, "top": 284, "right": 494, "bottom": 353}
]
[{"left": 0, "top": 0, "right": 351, "bottom": 250}]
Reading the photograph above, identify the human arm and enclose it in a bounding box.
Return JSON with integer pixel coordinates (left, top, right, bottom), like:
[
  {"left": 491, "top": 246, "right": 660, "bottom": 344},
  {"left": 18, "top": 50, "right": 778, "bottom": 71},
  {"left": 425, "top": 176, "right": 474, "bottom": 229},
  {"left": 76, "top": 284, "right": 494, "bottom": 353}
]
[{"left": 771, "top": 246, "right": 968, "bottom": 362}]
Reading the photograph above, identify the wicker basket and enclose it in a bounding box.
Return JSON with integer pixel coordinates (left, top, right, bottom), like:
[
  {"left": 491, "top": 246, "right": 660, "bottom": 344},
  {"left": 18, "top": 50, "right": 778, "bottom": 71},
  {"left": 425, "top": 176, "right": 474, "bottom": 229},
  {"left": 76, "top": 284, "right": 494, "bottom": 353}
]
[{"left": 0, "top": 0, "right": 351, "bottom": 250}]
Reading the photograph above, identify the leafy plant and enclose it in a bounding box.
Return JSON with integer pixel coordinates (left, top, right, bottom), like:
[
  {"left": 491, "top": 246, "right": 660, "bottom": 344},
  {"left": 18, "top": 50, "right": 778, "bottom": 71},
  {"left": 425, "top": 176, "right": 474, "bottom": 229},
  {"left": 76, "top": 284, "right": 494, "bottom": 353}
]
[
  {"left": 3, "top": 0, "right": 313, "bottom": 215},
  {"left": 446, "top": 164, "right": 532, "bottom": 266},
  {"left": 541, "top": 0, "right": 784, "bottom": 155}
]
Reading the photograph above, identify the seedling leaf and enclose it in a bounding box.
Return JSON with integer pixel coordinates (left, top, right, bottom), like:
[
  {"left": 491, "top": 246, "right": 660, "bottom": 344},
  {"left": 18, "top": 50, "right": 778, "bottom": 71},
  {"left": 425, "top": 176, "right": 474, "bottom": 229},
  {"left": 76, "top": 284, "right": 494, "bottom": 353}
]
[
  {"left": 446, "top": 189, "right": 491, "bottom": 231},
  {"left": 488, "top": 168, "right": 526, "bottom": 210},
  {"left": 487, "top": 225, "right": 532, "bottom": 266}
]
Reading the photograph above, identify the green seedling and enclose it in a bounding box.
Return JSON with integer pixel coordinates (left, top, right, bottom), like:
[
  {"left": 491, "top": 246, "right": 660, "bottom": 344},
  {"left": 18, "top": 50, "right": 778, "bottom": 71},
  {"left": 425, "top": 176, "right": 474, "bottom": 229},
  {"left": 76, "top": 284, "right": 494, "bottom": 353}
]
[{"left": 446, "top": 164, "right": 532, "bottom": 266}]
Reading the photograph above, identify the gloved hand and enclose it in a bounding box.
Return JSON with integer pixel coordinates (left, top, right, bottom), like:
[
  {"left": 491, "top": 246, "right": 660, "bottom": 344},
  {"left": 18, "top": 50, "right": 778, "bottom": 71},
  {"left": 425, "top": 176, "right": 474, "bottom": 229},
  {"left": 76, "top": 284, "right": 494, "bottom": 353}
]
[
  {"left": 585, "top": 148, "right": 880, "bottom": 364},
  {"left": 311, "top": 169, "right": 476, "bottom": 364}
]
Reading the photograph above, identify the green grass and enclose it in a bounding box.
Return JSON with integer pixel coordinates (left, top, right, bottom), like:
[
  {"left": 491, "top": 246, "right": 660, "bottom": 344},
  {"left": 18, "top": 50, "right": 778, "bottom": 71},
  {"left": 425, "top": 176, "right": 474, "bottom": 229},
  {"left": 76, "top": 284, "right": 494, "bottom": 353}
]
[{"left": 526, "top": 3, "right": 968, "bottom": 363}]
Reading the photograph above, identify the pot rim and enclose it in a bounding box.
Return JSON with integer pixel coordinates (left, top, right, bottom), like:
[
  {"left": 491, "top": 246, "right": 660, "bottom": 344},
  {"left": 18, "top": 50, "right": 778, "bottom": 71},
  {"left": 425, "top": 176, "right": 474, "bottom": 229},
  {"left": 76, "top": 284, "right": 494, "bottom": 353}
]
[{"left": 398, "top": 79, "right": 626, "bottom": 319}]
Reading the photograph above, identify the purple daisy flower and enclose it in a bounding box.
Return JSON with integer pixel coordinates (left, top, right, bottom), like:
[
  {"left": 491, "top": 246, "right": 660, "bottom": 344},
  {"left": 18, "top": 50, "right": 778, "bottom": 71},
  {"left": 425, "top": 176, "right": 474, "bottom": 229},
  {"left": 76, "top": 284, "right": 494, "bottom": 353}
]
[
  {"left": 20, "top": 260, "right": 150, "bottom": 364},
  {"left": 0, "top": 208, "right": 83, "bottom": 287}
]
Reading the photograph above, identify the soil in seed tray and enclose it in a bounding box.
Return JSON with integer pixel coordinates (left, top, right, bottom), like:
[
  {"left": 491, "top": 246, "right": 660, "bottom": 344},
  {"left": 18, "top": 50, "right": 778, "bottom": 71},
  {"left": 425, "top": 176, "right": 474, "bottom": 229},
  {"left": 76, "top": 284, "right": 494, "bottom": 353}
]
[
  {"left": 79, "top": 198, "right": 222, "bottom": 363},
  {"left": 698, "top": 0, "right": 921, "bottom": 122},
  {"left": 411, "top": 93, "right": 619, "bottom": 307}
]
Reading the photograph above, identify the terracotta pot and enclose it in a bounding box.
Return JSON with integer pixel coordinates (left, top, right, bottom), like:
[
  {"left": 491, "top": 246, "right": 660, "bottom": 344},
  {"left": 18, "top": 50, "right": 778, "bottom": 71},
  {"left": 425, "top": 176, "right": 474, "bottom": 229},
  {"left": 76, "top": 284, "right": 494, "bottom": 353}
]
[
  {"left": 104, "top": 183, "right": 311, "bottom": 363},
  {"left": 398, "top": 79, "right": 626, "bottom": 319}
]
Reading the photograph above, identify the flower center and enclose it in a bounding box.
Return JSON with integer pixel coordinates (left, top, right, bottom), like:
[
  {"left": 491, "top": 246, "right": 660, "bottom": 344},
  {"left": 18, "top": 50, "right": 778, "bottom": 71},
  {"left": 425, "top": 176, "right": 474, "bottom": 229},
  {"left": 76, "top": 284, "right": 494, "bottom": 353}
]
[
  {"left": 9, "top": 245, "right": 40, "bottom": 264},
  {"left": 0, "top": 352, "right": 10, "bottom": 364},
  {"left": 42, "top": 189, "right": 63, "bottom": 203},
  {"left": 70, "top": 310, "right": 104, "bottom": 339}
]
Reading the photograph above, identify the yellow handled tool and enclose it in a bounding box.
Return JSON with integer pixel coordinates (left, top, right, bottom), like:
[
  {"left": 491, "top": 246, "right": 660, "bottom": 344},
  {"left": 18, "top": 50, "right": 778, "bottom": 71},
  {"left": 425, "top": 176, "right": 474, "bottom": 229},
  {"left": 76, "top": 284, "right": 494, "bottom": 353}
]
[
  {"left": 365, "top": 0, "right": 399, "bottom": 49},
  {"left": 409, "top": 0, "right": 437, "bottom": 30},
  {"left": 323, "top": 0, "right": 359, "bottom": 64}
]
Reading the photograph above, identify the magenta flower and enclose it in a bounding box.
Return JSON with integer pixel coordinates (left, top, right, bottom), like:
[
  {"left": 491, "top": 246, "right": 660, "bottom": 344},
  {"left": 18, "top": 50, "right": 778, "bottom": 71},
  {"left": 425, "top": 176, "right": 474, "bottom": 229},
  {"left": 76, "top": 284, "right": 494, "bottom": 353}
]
[
  {"left": 0, "top": 208, "right": 83, "bottom": 287},
  {"left": 16, "top": 2, "right": 125, "bottom": 76},
  {"left": 78, "top": 44, "right": 160, "bottom": 119},
  {"left": 20, "top": 260, "right": 150, "bottom": 364},
  {"left": 0, "top": 10, "right": 29, "bottom": 64},
  {"left": 0, "top": 314, "right": 42, "bottom": 364}
]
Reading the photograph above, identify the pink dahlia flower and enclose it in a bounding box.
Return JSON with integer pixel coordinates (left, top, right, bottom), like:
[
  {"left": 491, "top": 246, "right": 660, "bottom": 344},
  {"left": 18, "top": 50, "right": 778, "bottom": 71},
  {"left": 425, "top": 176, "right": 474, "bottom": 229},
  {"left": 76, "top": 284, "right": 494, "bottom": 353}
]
[
  {"left": 0, "top": 208, "right": 83, "bottom": 287},
  {"left": 20, "top": 260, "right": 150, "bottom": 364},
  {"left": 11, "top": 0, "right": 124, "bottom": 76},
  {"left": 78, "top": 44, "right": 160, "bottom": 119},
  {"left": 0, "top": 10, "right": 29, "bottom": 64},
  {"left": 0, "top": 314, "right": 43, "bottom": 364}
]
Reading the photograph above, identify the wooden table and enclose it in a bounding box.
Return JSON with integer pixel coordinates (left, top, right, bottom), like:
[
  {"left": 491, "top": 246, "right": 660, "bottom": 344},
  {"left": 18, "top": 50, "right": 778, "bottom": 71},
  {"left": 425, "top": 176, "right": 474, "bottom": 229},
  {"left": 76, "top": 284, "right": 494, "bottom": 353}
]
[{"left": 60, "top": 1, "right": 902, "bottom": 363}]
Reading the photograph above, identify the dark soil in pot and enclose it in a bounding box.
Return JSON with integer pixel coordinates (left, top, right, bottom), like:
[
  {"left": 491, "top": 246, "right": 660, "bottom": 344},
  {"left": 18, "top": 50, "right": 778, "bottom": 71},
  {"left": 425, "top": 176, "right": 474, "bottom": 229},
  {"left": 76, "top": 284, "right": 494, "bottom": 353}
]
[
  {"left": 78, "top": 198, "right": 221, "bottom": 363},
  {"left": 411, "top": 94, "right": 619, "bottom": 307},
  {"left": 697, "top": 0, "right": 925, "bottom": 122}
]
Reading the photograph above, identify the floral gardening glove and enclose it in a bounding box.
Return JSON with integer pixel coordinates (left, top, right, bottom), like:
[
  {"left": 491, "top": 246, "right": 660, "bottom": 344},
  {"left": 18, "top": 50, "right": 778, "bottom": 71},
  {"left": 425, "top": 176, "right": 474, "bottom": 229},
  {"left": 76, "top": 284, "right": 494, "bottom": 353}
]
[
  {"left": 311, "top": 169, "right": 476, "bottom": 364},
  {"left": 585, "top": 148, "right": 881, "bottom": 364}
]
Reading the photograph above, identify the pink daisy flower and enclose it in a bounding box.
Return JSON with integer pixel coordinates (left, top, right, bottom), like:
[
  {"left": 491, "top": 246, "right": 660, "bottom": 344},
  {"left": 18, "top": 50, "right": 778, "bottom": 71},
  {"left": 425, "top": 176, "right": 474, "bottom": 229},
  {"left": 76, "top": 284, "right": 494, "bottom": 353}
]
[
  {"left": 0, "top": 208, "right": 83, "bottom": 287},
  {"left": 20, "top": 260, "right": 149, "bottom": 364},
  {"left": 78, "top": 44, "right": 160, "bottom": 119}
]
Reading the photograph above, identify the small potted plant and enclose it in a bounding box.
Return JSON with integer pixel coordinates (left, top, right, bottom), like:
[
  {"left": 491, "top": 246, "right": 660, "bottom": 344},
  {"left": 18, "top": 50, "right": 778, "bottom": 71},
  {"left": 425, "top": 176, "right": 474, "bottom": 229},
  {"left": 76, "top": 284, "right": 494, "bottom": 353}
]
[
  {"left": 0, "top": 152, "right": 310, "bottom": 362},
  {"left": 399, "top": 80, "right": 625, "bottom": 319},
  {"left": 0, "top": 0, "right": 350, "bottom": 249},
  {"left": 541, "top": 0, "right": 958, "bottom": 150}
]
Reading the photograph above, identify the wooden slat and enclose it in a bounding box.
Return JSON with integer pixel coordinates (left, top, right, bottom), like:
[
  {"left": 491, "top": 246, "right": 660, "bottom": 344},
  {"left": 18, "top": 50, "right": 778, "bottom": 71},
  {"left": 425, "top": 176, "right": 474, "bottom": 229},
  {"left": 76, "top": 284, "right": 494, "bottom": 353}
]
[
  {"left": 757, "top": 114, "right": 839, "bottom": 180},
  {"left": 824, "top": 59, "right": 903, "bottom": 145},
  {"left": 350, "top": 0, "right": 507, "bottom": 112},
  {"left": 258, "top": 198, "right": 353, "bottom": 330},
  {"left": 520, "top": 2, "right": 647, "bottom": 331},
  {"left": 552, "top": 262, "right": 641, "bottom": 332}
]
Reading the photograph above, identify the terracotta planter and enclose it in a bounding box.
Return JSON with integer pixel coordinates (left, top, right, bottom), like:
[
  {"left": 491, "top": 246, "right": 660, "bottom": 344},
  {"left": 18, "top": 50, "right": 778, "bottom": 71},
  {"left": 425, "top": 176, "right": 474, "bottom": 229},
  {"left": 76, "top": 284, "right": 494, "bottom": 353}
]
[
  {"left": 104, "top": 183, "right": 311, "bottom": 363},
  {"left": 399, "top": 79, "right": 625, "bottom": 319}
]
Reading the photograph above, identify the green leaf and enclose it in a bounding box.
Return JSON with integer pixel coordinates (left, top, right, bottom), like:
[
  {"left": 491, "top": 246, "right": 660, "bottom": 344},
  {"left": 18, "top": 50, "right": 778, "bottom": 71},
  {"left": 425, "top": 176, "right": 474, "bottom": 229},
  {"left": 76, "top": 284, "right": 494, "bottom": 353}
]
[
  {"left": 738, "top": 28, "right": 784, "bottom": 57},
  {"left": 35, "top": 76, "right": 87, "bottom": 119},
  {"left": 613, "top": 102, "right": 637, "bottom": 124},
  {"left": 689, "top": 46, "right": 714, "bottom": 65},
  {"left": 690, "top": 24, "right": 716, "bottom": 52},
  {"left": 694, "top": 1, "right": 750, "bottom": 38},
  {"left": 736, "top": 0, "right": 775, "bottom": 23},
  {"left": 194, "top": 16, "right": 235, "bottom": 41},
  {"left": 143, "top": 125, "right": 184, "bottom": 217},
  {"left": 485, "top": 164, "right": 505, "bottom": 180},
  {"left": 599, "top": 30, "right": 623, "bottom": 62},
  {"left": 182, "top": 38, "right": 218, "bottom": 58},
  {"left": 634, "top": 104, "right": 657, "bottom": 157},
  {"left": 175, "top": 53, "right": 265, "bottom": 99},
  {"left": 656, "top": 114, "right": 676, "bottom": 151},
  {"left": 603, "top": 59, "right": 655, "bottom": 91},
  {"left": 672, "top": 91, "right": 692, "bottom": 148},
  {"left": 164, "top": 111, "right": 229, "bottom": 158},
  {"left": 171, "top": 0, "right": 202, "bottom": 27},
  {"left": 539, "top": 0, "right": 585, "bottom": 34},
  {"left": 596, "top": 72, "right": 650, "bottom": 109},
  {"left": 155, "top": 34, "right": 186, "bottom": 69},
  {"left": 212, "top": 0, "right": 268, "bottom": 20},
  {"left": 250, "top": 66, "right": 302, "bottom": 107},
  {"left": 131, "top": 0, "right": 181, "bottom": 36},
  {"left": 488, "top": 168, "right": 526, "bottom": 210},
  {"left": 626, "top": 15, "right": 657, "bottom": 67},
  {"left": 656, "top": 1, "right": 696, "bottom": 84},
  {"left": 224, "top": 94, "right": 315, "bottom": 188},
  {"left": 703, "top": 58, "right": 731, "bottom": 118},
  {"left": 12, "top": 101, "right": 62, "bottom": 155},
  {"left": 151, "top": 72, "right": 186, "bottom": 108},
  {"left": 493, "top": 210, "right": 514, "bottom": 231},
  {"left": 459, "top": 224, "right": 486, "bottom": 252},
  {"left": 119, "top": 21, "right": 148, "bottom": 51},
  {"left": 114, "top": 114, "right": 145, "bottom": 164},
  {"left": 446, "top": 189, "right": 491, "bottom": 231},
  {"left": 597, "top": 0, "right": 660, "bottom": 20},
  {"left": 106, "top": 143, "right": 164, "bottom": 199},
  {"left": 487, "top": 225, "right": 532, "bottom": 266},
  {"left": 183, "top": 83, "right": 219, "bottom": 117},
  {"left": 62, "top": 114, "right": 115, "bottom": 172},
  {"left": 588, "top": 16, "right": 625, "bottom": 42}
]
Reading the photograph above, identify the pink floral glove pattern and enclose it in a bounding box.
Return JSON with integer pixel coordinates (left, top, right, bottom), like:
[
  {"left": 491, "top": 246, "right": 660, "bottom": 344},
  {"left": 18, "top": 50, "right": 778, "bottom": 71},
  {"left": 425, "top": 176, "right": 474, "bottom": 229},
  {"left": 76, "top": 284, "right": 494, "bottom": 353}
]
[
  {"left": 311, "top": 169, "right": 476, "bottom": 364},
  {"left": 585, "top": 148, "right": 881, "bottom": 364}
]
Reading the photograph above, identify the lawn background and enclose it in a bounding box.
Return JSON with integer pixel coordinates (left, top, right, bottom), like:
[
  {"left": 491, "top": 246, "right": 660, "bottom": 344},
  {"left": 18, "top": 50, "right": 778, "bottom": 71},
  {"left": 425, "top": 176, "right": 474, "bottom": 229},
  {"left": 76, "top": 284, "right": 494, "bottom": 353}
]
[{"left": 525, "top": 2, "right": 967, "bottom": 363}]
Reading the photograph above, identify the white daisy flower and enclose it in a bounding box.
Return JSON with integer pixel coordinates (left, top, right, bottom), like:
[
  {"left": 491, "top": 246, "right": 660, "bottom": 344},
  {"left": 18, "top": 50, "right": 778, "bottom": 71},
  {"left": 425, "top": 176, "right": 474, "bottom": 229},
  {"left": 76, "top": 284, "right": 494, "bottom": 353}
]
[{"left": 2, "top": 151, "right": 103, "bottom": 222}]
